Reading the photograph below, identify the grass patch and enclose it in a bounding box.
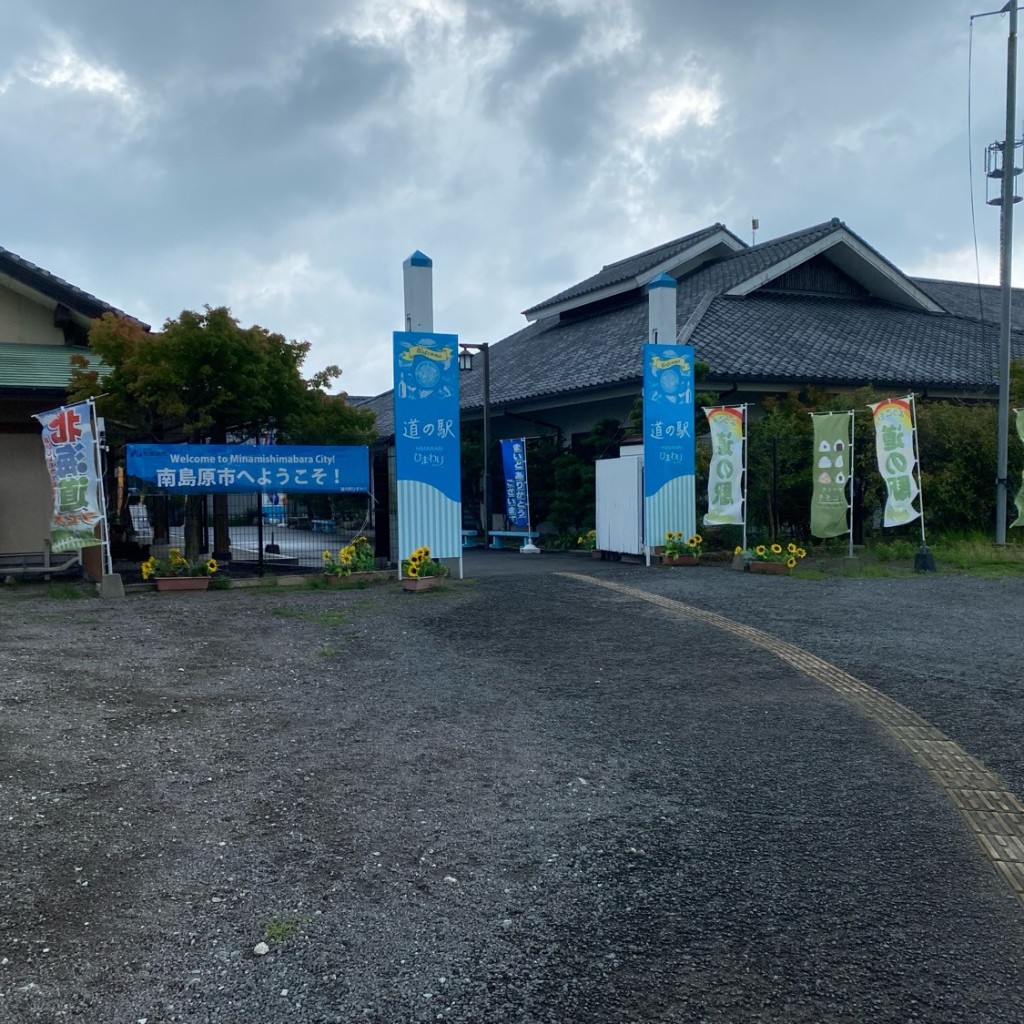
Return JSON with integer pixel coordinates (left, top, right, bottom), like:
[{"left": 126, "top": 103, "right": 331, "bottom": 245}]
[
  {"left": 799, "top": 533, "right": 1024, "bottom": 579},
  {"left": 268, "top": 607, "right": 350, "bottom": 627},
  {"left": 47, "top": 582, "right": 93, "bottom": 599},
  {"left": 264, "top": 913, "right": 308, "bottom": 943}
]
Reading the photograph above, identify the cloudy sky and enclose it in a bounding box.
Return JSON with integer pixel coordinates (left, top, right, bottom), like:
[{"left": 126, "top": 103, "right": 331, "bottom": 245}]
[{"left": 0, "top": 0, "right": 1018, "bottom": 396}]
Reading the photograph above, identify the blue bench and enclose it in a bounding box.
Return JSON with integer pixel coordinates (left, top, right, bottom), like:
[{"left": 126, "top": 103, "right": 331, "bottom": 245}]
[
  {"left": 488, "top": 530, "right": 540, "bottom": 550},
  {"left": 462, "top": 529, "right": 479, "bottom": 548},
  {"left": 311, "top": 519, "right": 335, "bottom": 533}
]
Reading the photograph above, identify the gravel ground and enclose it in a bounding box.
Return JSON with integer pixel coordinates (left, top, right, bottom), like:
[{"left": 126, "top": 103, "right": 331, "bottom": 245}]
[{"left": 2, "top": 559, "right": 1024, "bottom": 1023}]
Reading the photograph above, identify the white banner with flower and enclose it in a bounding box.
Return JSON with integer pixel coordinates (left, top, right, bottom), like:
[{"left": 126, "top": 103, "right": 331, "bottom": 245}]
[{"left": 703, "top": 406, "right": 745, "bottom": 525}]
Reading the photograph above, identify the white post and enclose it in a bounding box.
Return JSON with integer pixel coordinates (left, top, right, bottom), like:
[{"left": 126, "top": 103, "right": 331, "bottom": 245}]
[
  {"left": 403, "top": 251, "right": 433, "bottom": 333},
  {"left": 647, "top": 273, "right": 677, "bottom": 344}
]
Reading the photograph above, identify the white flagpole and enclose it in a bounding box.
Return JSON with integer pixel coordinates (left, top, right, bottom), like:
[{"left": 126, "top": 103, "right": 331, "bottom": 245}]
[
  {"left": 909, "top": 393, "right": 928, "bottom": 550},
  {"left": 89, "top": 399, "right": 114, "bottom": 577},
  {"left": 848, "top": 410, "right": 855, "bottom": 560},
  {"left": 741, "top": 404, "right": 748, "bottom": 554}
]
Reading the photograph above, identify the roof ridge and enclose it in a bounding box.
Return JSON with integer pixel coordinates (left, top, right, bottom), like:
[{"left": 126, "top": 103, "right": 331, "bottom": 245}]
[{"left": 599, "top": 223, "right": 730, "bottom": 271}]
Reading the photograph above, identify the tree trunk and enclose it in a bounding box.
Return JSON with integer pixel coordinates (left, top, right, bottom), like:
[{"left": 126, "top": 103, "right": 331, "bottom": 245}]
[
  {"left": 211, "top": 423, "right": 231, "bottom": 561},
  {"left": 184, "top": 494, "right": 203, "bottom": 562}
]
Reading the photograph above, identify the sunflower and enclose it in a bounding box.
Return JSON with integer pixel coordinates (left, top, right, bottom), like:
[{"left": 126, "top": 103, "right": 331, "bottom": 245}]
[
  {"left": 787, "top": 543, "right": 797, "bottom": 554},
  {"left": 734, "top": 546, "right": 743, "bottom": 555},
  {"left": 786, "top": 557, "right": 796, "bottom": 568},
  {"left": 406, "top": 563, "right": 420, "bottom": 578},
  {"left": 206, "top": 558, "right": 218, "bottom": 574},
  {"left": 797, "top": 548, "right": 807, "bottom": 558},
  {"left": 755, "top": 545, "right": 766, "bottom": 556},
  {"left": 770, "top": 543, "right": 782, "bottom": 555}
]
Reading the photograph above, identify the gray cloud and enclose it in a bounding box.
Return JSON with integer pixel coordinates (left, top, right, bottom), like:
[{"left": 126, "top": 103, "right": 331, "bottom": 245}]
[{"left": 0, "top": 0, "right": 1017, "bottom": 395}]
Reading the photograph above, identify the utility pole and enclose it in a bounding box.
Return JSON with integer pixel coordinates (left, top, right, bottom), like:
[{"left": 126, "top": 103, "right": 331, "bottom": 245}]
[{"left": 995, "top": 2, "right": 1019, "bottom": 544}]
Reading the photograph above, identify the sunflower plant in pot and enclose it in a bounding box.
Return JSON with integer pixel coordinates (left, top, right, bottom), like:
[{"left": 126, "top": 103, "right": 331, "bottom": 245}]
[
  {"left": 400, "top": 546, "right": 449, "bottom": 591},
  {"left": 141, "top": 548, "right": 219, "bottom": 591},
  {"left": 747, "top": 541, "right": 807, "bottom": 575},
  {"left": 322, "top": 536, "right": 378, "bottom": 583},
  {"left": 662, "top": 531, "right": 703, "bottom": 565}
]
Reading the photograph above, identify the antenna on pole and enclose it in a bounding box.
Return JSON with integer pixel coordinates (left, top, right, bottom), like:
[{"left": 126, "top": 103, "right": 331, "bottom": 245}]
[{"left": 751, "top": 218, "right": 759, "bottom": 245}]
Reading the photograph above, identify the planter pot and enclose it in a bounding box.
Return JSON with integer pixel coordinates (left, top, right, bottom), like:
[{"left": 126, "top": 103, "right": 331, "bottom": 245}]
[
  {"left": 589, "top": 550, "right": 602, "bottom": 560},
  {"left": 323, "top": 571, "right": 386, "bottom": 586},
  {"left": 401, "top": 575, "right": 444, "bottom": 592},
  {"left": 662, "top": 554, "right": 700, "bottom": 566},
  {"left": 154, "top": 576, "right": 210, "bottom": 592},
  {"left": 749, "top": 561, "right": 791, "bottom": 576}
]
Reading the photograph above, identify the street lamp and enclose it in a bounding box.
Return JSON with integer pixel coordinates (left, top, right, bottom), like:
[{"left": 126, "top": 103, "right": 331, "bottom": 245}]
[{"left": 459, "top": 342, "right": 491, "bottom": 549}]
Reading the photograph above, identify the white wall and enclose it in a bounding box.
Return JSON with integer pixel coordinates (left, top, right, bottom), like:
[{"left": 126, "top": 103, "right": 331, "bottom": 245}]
[{"left": 0, "top": 286, "right": 64, "bottom": 345}]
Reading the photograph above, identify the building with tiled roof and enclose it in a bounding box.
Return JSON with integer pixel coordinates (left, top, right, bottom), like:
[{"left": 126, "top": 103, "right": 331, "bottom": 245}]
[
  {"left": 0, "top": 245, "right": 148, "bottom": 564},
  {"left": 365, "top": 218, "right": 1024, "bottom": 444}
]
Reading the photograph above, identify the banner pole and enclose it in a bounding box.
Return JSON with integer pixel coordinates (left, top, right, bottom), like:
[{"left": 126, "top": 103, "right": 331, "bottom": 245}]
[
  {"left": 90, "top": 400, "right": 114, "bottom": 577},
  {"left": 848, "top": 409, "right": 855, "bottom": 560},
  {"left": 742, "top": 404, "right": 748, "bottom": 554},
  {"left": 909, "top": 393, "right": 928, "bottom": 550}
]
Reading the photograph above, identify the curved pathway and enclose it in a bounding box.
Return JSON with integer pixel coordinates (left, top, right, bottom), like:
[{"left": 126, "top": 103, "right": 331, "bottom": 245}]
[{"left": 563, "top": 571, "right": 1024, "bottom": 911}]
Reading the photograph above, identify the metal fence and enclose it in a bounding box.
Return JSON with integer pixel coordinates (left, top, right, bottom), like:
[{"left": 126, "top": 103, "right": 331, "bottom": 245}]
[{"left": 112, "top": 491, "right": 384, "bottom": 580}]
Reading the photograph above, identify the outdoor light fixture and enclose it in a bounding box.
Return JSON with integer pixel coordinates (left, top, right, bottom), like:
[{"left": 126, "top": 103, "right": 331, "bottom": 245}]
[{"left": 458, "top": 343, "right": 491, "bottom": 547}]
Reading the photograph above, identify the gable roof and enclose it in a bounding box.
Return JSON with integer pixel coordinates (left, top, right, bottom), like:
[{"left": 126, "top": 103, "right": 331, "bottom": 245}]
[
  {"left": 0, "top": 245, "right": 148, "bottom": 329},
  {"left": 523, "top": 223, "right": 746, "bottom": 319}
]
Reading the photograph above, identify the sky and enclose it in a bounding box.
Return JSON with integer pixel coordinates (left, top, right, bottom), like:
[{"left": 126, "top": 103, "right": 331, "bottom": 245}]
[{"left": 0, "top": 0, "right": 1019, "bottom": 397}]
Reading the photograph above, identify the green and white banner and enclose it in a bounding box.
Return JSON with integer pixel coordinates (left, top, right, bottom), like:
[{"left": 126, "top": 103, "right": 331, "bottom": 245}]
[
  {"left": 1013, "top": 408, "right": 1024, "bottom": 529},
  {"left": 703, "top": 405, "right": 745, "bottom": 525},
  {"left": 811, "top": 412, "right": 852, "bottom": 539},
  {"left": 868, "top": 396, "right": 921, "bottom": 527}
]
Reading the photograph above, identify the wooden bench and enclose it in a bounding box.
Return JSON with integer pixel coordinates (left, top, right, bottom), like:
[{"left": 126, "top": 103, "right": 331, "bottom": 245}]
[{"left": 488, "top": 530, "right": 540, "bottom": 550}]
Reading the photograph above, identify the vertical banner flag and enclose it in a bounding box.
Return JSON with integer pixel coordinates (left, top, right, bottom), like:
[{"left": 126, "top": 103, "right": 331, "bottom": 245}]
[
  {"left": 703, "top": 406, "right": 745, "bottom": 525},
  {"left": 868, "top": 396, "right": 921, "bottom": 527},
  {"left": 643, "top": 343, "right": 696, "bottom": 548},
  {"left": 811, "top": 412, "right": 853, "bottom": 538},
  {"left": 500, "top": 438, "right": 530, "bottom": 528},
  {"left": 393, "top": 331, "right": 462, "bottom": 559},
  {"left": 33, "top": 400, "right": 106, "bottom": 552},
  {"left": 1013, "top": 409, "right": 1024, "bottom": 528}
]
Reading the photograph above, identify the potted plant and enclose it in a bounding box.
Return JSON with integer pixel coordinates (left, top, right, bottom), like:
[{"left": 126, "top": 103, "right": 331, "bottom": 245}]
[
  {"left": 747, "top": 541, "right": 807, "bottom": 575},
  {"left": 662, "top": 531, "right": 702, "bottom": 566},
  {"left": 578, "top": 529, "right": 599, "bottom": 558},
  {"left": 400, "top": 546, "right": 449, "bottom": 592},
  {"left": 322, "top": 536, "right": 379, "bottom": 583},
  {"left": 141, "top": 548, "right": 219, "bottom": 591}
]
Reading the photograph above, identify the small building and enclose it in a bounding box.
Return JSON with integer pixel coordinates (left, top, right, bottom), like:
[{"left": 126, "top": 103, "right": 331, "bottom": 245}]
[{"left": 0, "top": 244, "right": 148, "bottom": 570}]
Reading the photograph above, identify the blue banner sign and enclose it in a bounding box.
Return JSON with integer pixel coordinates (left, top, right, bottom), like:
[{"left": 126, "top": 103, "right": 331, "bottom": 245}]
[
  {"left": 500, "top": 437, "right": 530, "bottom": 528},
  {"left": 127, "top": 444, "right": 370, "bottom": 493},
  {"left": 393, "top": 331, "right": 462, "bottom": 559},
  {"left": 643, "top": 343, "right": 696, "bottom": 547}
]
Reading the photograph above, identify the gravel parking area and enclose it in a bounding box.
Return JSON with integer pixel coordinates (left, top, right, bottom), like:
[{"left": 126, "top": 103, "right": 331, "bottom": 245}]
[{"left": 2, "top": 563, "right": 1024, "bottom": 1023}]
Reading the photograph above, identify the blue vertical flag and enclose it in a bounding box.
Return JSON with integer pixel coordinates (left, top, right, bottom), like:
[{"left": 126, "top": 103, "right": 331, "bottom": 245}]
[
  {"left": 643, "top": 343, "right": 696, "bottom": 549},
  {"left": 393, "top": 331, "right": 462, "bottom": 559},
  {"left": 500, "top": 438, "right": 530, "bottom": 528}
]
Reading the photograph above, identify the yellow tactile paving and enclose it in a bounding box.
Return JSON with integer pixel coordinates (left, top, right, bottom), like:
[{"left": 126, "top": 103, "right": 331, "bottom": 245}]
[{"left": 560, "top": 572, "right": 1024, "bottom": 910}]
